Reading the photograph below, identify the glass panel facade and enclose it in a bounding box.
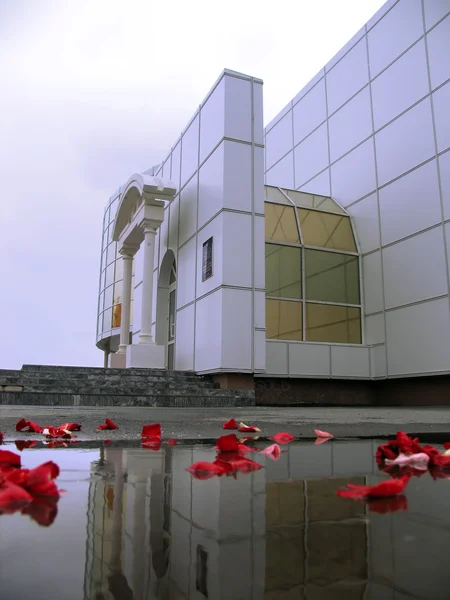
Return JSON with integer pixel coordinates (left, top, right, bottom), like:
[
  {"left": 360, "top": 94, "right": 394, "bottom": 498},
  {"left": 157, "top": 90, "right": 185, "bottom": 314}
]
[
  {"left": 265, "top": 203, "right": 300, "bottom": 244},
  {"left": 298, "top": 209, "right": 357, "bottom": 252},
  {"left": 113, "top": 280, "right": 122, "bottom": 305},
  {"left": 103, "top": 208, "right": 110, "bottom": 231},
  {"left": 102, "top": 308, "right": 112, "bottom": 332},
  {"left": 105, "top": 263, "right": 115, "bottom": 288},
  {"left": 305, "top": 249, "right": 360, "bottom": 305},
  {"left": 264, "top": 189, "right": 362, "bottom": 345},
  {"left": 106, "top": 242, "right": 116, "bottom": 266},
  {"left": 305, "top": 304, "right": 361, "bottom": 344},
  {"left": 104, "top": 284, "right": 114, "bottom": 310},
  {"left": 265, "top": 186, "right": 291, "bottom": 205},
  {"left": 112, "top": 304, "right": 122, "bottom": 329},
  {"left": 265, "top": 244, "right": 301, "bottom": 299},
  {"left": 115, "top": 257, "right": 123, "bottom": 281},
  {"left": 266, "top": 299, "right": 302, "bottom": 341},
  {"left": 109, "top": 198, "right": 118, "bottom": 223}
]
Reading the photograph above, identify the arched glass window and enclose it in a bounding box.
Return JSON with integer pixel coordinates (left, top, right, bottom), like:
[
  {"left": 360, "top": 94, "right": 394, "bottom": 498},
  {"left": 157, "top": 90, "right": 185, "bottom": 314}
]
[{"left": 264, "top": 185, "right": 362, "bottom": 344}]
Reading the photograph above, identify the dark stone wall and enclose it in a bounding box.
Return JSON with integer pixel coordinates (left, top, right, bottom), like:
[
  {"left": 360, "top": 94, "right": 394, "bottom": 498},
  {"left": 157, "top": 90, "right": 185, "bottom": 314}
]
[{"left": 255, "top": 375, "right": 450, "bottom": 406}]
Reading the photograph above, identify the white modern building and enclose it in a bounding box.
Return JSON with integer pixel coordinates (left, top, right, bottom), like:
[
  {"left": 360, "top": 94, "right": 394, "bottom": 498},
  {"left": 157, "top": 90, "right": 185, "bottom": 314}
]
[
  {"left": 83, "top": 444, "right": 450, "bottom": 599},
  {"left": 96, "top": 0, "right": 450, "bottom": 402}
]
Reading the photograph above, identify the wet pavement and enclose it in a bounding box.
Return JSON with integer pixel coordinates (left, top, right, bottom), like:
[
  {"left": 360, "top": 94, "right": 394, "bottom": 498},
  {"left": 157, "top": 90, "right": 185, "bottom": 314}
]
[
  {"left": 2, "top": 405, "right": 450, "bottom": 441},
  {"left": 1, "top": 438, "right": 450, "bottom": 599}
]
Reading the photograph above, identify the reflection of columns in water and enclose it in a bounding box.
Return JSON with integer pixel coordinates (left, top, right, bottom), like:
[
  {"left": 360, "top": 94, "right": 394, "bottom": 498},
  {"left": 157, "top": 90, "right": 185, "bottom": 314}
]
[
  {"left": 108, "top": 448, "right": 124, "bottom": 574},
  {"left": 83, "top": 446, "right": 173, "bottom": 600}
]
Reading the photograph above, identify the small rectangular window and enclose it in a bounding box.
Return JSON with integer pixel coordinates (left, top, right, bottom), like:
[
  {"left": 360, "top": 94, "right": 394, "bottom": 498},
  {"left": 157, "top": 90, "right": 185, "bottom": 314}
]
[
  {"left": 202, "top": 237, "right": 213, "bottom": 282},
  {"left": 196, "top": 545, "right": 208, "bottom": 597}
]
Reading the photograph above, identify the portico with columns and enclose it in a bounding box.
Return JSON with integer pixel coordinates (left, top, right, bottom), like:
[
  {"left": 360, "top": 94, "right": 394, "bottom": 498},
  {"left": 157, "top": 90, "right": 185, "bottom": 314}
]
[{"left": 110, "top": 173, "right": 177, "bottom": 369}]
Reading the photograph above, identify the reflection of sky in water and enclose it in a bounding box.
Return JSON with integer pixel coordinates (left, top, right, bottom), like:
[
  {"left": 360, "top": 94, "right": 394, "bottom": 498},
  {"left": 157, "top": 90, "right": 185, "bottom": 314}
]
[
  {"left": 1, "top": 441, "right": 450, "bottom": 599},
  {"left": 0, "top": 448, "right": 99, "bottom": 600}
]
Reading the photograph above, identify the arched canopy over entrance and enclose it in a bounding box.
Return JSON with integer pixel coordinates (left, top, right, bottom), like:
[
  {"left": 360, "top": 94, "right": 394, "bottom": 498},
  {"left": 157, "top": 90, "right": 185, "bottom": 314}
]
[
  {"left": 112, "top": 173, "right": 177, "bottom": 244},
  {"left": 110, "top": 172, "right": 177, "bottom": 370}
]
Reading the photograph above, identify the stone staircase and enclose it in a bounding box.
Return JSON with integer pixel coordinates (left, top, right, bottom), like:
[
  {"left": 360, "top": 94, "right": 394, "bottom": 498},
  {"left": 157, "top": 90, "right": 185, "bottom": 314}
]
[{"left": 0, "top": 365, "right": 255, "bottom": 407}]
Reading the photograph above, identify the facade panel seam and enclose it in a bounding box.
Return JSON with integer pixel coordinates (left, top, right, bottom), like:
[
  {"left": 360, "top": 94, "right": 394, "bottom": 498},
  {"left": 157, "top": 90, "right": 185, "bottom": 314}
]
[
  {"left": 365, "top": 24, "right": 389, "bottom": 377},
  {"left": 422, "top": 0, "right": 450, "bottom": 332}
]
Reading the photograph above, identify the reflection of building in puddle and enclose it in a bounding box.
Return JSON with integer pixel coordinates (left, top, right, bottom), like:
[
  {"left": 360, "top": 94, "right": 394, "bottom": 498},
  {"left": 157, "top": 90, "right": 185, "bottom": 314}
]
[
  {"left": 265, "top": 478, "right": 367, "bottom": 599},
  {"left": 83, "top": 440, "right": 450, "bottom": 600},
  {"left": 83, "top": 447, "right": 172, "bottom": 600}
]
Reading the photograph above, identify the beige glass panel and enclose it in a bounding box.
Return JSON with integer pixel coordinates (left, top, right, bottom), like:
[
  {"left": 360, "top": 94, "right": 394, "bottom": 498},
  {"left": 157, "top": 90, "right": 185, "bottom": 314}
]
[
  {"left": 305, "top": 304, "right": 361, "bottom": 344},
  {"left": 265, "top": 244, "right": 302, "bottom": 299},
  {"left": 266, "top": 299, "right": 303, "bottom": 341},
  {"left": 265, "top": 186, "right": 292, "bottom": 205},
  {"left": 305, "top": 249, "right": 360, "bottom": 304},
  {"left": 97, "top": 313, "right": 103, "bottom": 336},
  {"left": 283, "top": 189, "right": 314, "bottom": 209},
  {"left": 112, "top": 304, "right": 122, "bottom": 329},
  {"left": 312, "top": 195, "right": 346, "bottom": 214},
  {"left": 265, "top": 203, "right": 300, "bottom": 243},
  {"left": 298, "top": 209, "right": 357, "bottom": 251}
]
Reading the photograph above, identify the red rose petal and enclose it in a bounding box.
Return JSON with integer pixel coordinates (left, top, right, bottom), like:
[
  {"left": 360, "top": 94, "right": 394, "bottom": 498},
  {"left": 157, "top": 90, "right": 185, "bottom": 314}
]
[
  {"left": 15, "top": 440, "right": 38, "bottom": 451},
  {"left": 43, "top": 426, "right": 72, "bottom": 439},
  {"left": 0, "top": 449, "right": 21, "bottom": 468},
  {"left": 187, "top": 461, "right": 227, "bottom": 479},
  {"left": 314, "top": 429, "right": 334, "bottom": 439},
  {"left": 260, "top": 443, "right": 281, "bottom": 460},
  {"left": 269, "top": 432, "right": 296, "bottom": 445},
  {"left": 222, "top": 418, "right": 238, "bottom": 430},
  {"left": 228, "top": 456, "right": 263, "bottom": 474},
  {"left": 22, "top": 497, "right": 59, "bottom": 526},
  {"left": 142, "top": 437, "right": 161, "bottom": 451},
  {"left": 59, "top": 423, "right": 82, "bottom": 432},
  {"left": 0, "top": 482, "right": 33, "bottom": 512},
  {"left": 237, "top": 443, "right": 258, "bottom": 454},
  {"left": 97, "top": 418, "right": 119, "bottom": 431},
  {"left": 15, "top": 418, "right": 43, "bottom": 433},
  {"left": 238, "top": 423, "right": 261, "bottom": 433},
  {"left": 337, "top": 475, "right": 410, "bottom": 500},
  {"left": 142, "top": 424, "right": 161, "bottom": 438},
  {"left": 215, "top": 434, "right": 239, "bottom": 452}
]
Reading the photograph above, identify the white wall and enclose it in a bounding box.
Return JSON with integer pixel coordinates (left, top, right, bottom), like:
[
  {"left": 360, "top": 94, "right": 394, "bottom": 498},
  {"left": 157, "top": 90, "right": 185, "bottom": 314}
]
[
  {"left": 151, "top": 70, "right": 265, "bottom": 374},
  {"left": 264, "top": 0, "right": 450, "bottom": 379}
]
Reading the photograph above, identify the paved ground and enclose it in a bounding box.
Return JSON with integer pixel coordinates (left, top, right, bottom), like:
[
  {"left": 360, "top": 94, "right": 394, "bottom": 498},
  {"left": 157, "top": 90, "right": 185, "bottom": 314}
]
[{"left": 1, "top": 405, "right": 450, "bottom": 442}]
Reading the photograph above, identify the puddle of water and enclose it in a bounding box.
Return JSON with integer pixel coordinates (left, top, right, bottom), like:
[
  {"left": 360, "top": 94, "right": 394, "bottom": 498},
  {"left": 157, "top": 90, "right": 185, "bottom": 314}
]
[{"left": 1, "top": 439, "right": 450, "bottom": 599}]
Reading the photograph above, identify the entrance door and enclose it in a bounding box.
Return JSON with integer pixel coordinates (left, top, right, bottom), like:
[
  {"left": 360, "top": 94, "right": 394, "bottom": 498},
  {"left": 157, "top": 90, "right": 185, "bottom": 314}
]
[{"left": 167, "top": 263, "right": 176, "bottom": 370}]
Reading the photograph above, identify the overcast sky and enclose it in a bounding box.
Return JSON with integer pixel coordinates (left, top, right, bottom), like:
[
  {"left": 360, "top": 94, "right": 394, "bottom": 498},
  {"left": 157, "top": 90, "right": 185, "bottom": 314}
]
[{"left": 0, "top": 0, "right": 385, "bottom": 369}]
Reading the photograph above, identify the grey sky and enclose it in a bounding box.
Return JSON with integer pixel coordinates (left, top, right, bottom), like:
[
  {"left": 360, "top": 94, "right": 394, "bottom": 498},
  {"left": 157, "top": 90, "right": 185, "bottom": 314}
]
[{"left": 0, "top": 0, "right": 385, "bottom": 369}]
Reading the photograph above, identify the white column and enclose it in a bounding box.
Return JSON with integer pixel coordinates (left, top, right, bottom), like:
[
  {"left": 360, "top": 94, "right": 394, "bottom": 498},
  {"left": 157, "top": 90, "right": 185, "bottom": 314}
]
[
  {"left": 139, "top": 222, "right": 157, "bottom": 344},
  {"left": 117, "top": 251, "right": 133, "bottom": 353}
]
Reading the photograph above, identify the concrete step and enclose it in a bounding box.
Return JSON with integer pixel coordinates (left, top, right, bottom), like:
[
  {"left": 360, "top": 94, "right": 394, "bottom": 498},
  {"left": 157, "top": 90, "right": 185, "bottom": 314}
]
[
  {"left": 21, "top": 365, "right": 205, "bottom": 378},
  {"left": 0, "top": 376, "right": 216, "bottom": 390},
  {"left": 0, "top": 385, "right": 254, "bottom": 399},
  {"left": 0, "top": 391, "right": 255, "bottom": 407}
]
